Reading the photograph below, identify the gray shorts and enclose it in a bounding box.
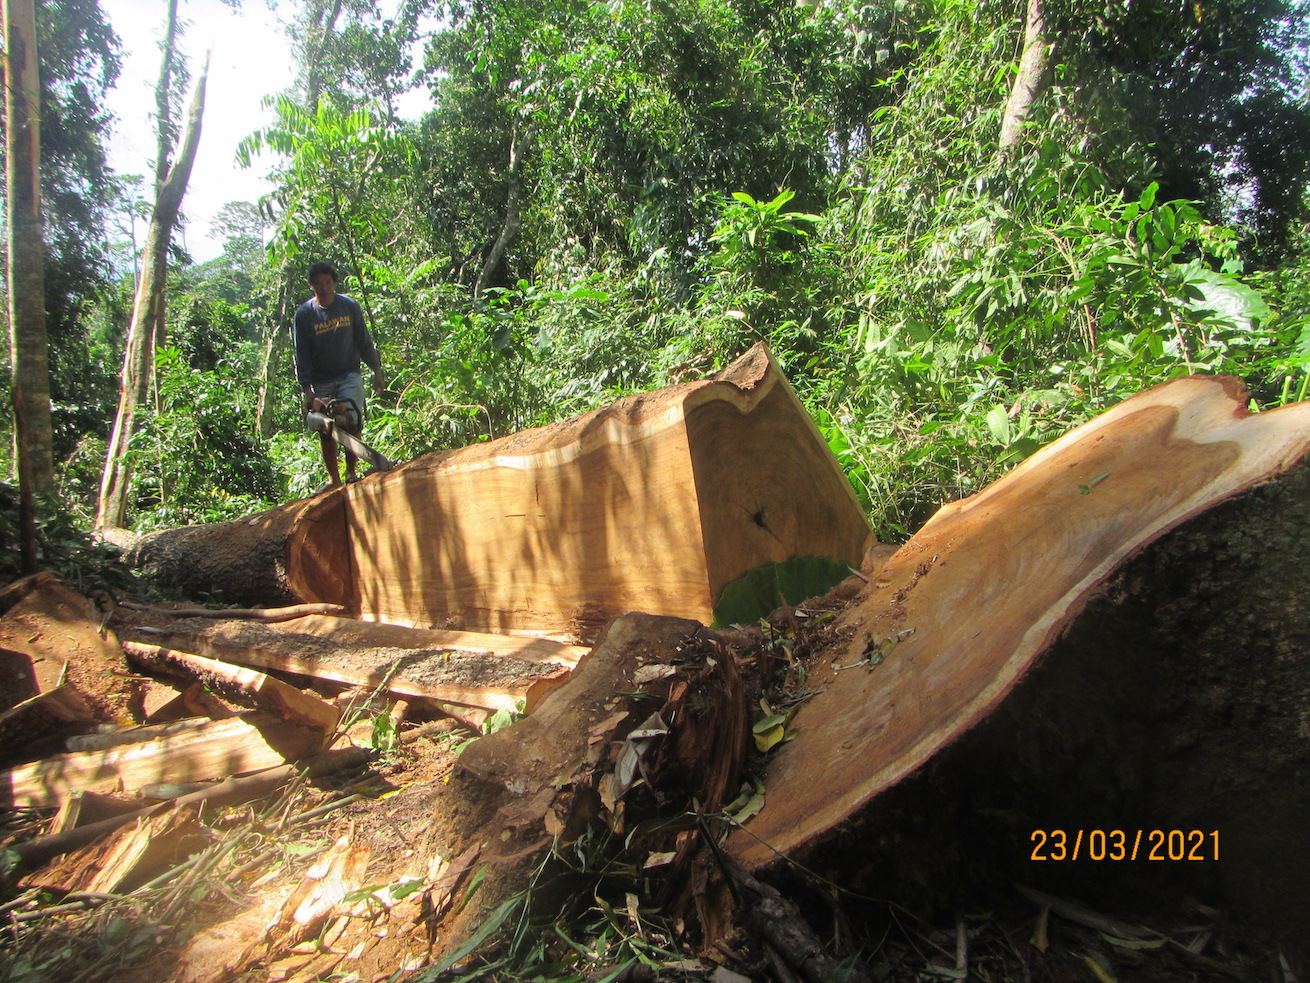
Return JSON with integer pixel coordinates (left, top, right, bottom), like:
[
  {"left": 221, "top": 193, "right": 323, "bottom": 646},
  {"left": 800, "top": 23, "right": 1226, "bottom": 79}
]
[{"left": 313, "top": 372, "right": 366, "bottom": 429}]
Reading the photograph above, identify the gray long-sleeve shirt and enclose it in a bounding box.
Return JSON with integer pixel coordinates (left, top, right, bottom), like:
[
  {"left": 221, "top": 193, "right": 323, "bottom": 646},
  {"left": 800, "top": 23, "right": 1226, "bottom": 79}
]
[{"left": 293, "top": 293, "right": 381, "bottom": 391}]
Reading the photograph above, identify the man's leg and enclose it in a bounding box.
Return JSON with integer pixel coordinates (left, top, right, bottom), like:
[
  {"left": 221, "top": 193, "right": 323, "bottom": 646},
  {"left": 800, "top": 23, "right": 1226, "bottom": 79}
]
[
  {"left": 319, "top": 431, "right": 342, "bottom": 487},
  {"left": 336, "top": 373, "right": 366, "bottom": 482}
]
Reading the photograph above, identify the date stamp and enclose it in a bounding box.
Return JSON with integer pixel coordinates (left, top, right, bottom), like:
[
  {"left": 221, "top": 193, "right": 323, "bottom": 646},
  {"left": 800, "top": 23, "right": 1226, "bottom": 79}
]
[{"left": 1030, "top": 829, "right": 1219, "bottom": 862}]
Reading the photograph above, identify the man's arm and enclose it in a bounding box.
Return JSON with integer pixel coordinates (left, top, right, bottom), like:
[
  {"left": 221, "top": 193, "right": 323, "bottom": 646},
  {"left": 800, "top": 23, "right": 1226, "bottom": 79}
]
[{"left": 293, "top": 306, "right": 318, "bottom": 408}]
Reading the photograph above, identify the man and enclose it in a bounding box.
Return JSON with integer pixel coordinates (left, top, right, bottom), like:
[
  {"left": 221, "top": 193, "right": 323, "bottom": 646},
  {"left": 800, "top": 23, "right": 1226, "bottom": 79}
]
[{"left": 294, "top": 261, "right": 385, "bottom": 486}]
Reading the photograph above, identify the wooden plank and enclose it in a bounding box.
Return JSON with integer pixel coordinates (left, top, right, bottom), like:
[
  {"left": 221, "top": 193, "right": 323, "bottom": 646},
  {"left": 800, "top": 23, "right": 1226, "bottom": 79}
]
[
  {"left": 117, "top": 619, "right": 573, "bottom": 714},
  {"left": 0, "top": 712, "right": 323, "bottom": 809},
  {"left": 122, "top": 641, "right": 341, "bottom": 736},
  {"left": 271, "top": 614, "right": 589, "bottom": 668}
]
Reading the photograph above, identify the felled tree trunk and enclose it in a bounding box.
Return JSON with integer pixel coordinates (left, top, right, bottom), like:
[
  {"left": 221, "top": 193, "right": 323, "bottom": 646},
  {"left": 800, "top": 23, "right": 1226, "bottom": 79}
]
[
  {"left": 727, "top": 376, "right": 1310, "bottom": 952},
  {"left": 128, "top": 344, "right": 873, "bottom": 639}
]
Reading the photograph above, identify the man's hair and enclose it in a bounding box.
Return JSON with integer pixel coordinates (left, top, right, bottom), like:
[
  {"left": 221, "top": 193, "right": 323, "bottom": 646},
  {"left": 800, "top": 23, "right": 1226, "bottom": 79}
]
[{"left": 308, "top": 261, "right": 338, "bottom": 284}]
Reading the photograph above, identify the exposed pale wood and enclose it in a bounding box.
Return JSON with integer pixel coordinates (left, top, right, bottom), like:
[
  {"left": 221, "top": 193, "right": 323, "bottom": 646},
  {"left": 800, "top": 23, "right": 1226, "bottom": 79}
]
[
  {"left": 271, "top": 614, "right": 588, "bottom": 668},
  {"left": 117, "top": 600, "right": 347, "bottom": 621},
  {"left": 729, "top": 377, "right": 1310, "bottom": 868},
  {"left": 64, "top": 717, "right": 212, "bottom": 752},
  {"left": 12, "top": 746, "right": 370, "bottom": 867},
  {"left": 122, "top": 641, "right": 341, "bottom": 736},
  {"left": 23, "top": 805, "right": 210, "bottom": 895},
  {"left": 127, "top": 344, "right": 873, "bottom": 638},
  {"left": 0, "top": 711, "right": 324, "bottom": 809},
  {"left": 115, "top": 619, "right": 573, "bottom": 714}
]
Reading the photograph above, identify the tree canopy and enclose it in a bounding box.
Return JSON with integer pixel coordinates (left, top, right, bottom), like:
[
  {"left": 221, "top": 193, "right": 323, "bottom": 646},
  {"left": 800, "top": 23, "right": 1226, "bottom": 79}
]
[{"left": 3, "top": 0, "right": 1309, "bottom": 545}]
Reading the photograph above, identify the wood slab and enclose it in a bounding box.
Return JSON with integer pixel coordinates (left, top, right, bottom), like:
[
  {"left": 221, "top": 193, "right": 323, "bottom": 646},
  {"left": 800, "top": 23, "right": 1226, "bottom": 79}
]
[
  {"left": 270, "top": 614, "right": 589, "bottom": 668},
  {"left": 729, "top": 376, "right": 1310, "bottom": 867},
  {"left": 128, "top": 344, "right": 872, "bottom": 638},
  {"left": 0, "top": 712, "right": 323, "bottom": 808},
  {"left": 115, "top": 617, "right": 574, "bottom": 714}
]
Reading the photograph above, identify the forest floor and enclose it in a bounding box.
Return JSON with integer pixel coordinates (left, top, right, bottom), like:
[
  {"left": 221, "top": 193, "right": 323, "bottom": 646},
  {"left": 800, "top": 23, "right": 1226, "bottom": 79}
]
[{"left": 1, "top": 574, "right": 1303, "bottom": 983}]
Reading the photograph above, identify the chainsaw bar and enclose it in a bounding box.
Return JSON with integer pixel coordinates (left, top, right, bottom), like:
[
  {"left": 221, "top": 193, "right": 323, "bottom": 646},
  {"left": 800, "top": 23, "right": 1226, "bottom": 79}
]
[{"left": 307, "top": 410, "right": 395, "bottom": 473}]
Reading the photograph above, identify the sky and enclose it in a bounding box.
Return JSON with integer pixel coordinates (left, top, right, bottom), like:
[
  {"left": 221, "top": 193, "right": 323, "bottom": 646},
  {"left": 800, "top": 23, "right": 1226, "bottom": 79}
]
[{"left": 101, "top": 0, "right": 296, "bottom": 263}]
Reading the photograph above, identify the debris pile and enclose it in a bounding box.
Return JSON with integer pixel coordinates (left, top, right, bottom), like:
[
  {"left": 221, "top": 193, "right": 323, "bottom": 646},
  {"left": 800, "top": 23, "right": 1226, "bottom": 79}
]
[{"left": 0, "top": 571, "right": 587, "bottom": 981}]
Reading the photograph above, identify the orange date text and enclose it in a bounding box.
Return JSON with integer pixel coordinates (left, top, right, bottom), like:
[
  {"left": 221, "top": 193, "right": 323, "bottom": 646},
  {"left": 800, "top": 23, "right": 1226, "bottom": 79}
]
[{"left": 1029, "top": 829, "right": 1219, "bottom": 862}]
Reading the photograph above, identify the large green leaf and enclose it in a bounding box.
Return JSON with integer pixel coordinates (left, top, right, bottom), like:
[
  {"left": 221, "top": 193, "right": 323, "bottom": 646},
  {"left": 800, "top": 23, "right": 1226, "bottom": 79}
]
[{"left": 712, "top": 556, "right": 854, "bottom": 627}]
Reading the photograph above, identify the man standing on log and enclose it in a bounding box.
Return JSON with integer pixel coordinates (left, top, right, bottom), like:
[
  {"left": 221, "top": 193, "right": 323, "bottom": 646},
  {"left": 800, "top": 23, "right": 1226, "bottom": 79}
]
[{"left": 294, "top": 261, "right": 385, "bottom": 487}]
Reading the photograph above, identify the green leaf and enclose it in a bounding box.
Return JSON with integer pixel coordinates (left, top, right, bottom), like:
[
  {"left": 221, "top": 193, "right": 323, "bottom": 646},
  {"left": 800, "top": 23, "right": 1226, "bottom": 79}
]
[
  {"left": 984, "top": 405, "right": 1010, "bottom": 444},
  {"left": 753, "top": 723, "right": 786, "bottom": 752},
  {"left": 712, "top": 556, "right": 854, "bottom": 627}
]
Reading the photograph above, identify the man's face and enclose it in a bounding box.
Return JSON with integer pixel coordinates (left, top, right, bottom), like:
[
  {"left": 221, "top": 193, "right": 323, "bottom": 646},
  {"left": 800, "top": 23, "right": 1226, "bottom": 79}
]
[{"left": 311, "top": 272, "right": 336, "bottom": 307}]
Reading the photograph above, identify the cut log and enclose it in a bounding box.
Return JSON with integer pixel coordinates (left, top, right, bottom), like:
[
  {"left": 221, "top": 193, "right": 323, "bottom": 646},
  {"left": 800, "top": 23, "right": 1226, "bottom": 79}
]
[
  {"left": 730, "top": 377, "right": 1310, "bottom": 869},
  {"left": 127, "top": 344, "right": 872, "bottom": 639},
  {"left": 121, "top": 641, "right": 342, "bottom": 737},
  {"left": 457, "top": 613, "right": 706, "bottom": 794},
  {"left": 0, "top": 711, "right": 325, "bottom": 808},
  {"left": 723, "top": 376, "right": 1310, "bottom": 953},
  {"left": 114, "top": 617, "right": 575, "bottom": 714}
]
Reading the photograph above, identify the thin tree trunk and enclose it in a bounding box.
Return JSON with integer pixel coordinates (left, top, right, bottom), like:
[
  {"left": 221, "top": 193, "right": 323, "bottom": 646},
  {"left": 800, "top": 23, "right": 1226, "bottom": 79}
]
[
  {"left": 255, "top": 282, "right": 292, "bottom": 437},
  {"left": 997, "top": 0, "right": 1049, "bottom": 157},
  {"left": 303, "top": 0, "right": 343, "bottom": 111},
  {"left": 4, "top": 0, "right": 52, "bottom": 572},
  {"left": 96, "top": 58, "right": 211, "bottom": 530},
  {"left": 474, "top": 125, "right": 533, "bottom": 300},
  {"left": 154, "top": 0, "right": 181, "bottom": 193}
]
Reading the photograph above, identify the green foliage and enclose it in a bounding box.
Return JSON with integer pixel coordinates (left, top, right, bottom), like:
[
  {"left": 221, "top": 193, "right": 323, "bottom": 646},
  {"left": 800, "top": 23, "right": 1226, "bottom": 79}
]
[
  {"left": 41, "top": 0, "right": 1307, "bottom": 551},
  {"left": 0, "top": 485, "right": 137, "bottom": 596},
  {"left": 713, "top": 556, "right": 855, "bottom": 628},
  {"left": 128, "top": 335, "right": 282, "bottom": 532}
]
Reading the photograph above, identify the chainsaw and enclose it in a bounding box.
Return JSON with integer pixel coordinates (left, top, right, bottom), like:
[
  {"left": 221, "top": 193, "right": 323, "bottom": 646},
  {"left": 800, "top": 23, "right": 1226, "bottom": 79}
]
[{"left": 306, "top": 397, "right": 395, "bottom": 473}]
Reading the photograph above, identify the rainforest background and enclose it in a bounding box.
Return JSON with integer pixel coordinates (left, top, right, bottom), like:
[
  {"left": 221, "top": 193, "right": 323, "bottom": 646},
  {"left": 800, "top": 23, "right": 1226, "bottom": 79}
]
[{"left": 4, "top": 0, "right": 1310, "bottom": 559}]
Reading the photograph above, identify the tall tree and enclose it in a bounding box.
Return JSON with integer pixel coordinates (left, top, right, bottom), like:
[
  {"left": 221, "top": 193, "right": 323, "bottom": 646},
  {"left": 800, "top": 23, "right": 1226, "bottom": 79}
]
[
  {"left": 96, "top": 53, "right": 210, "bottom": 529},
  {"left": 4, "top": 0, "right": 51, "bottom": 570}
]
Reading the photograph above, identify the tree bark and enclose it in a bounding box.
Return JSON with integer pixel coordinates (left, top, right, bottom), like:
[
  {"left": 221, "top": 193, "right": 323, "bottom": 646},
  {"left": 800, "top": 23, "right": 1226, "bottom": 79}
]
[
  {"left": 474, "top": 124, "right": 534, "bottom": 299},
  {"left": 153, "top": 0, "right": 181, "bottom": 194},
  {"left": 4, "top": 0, "right": 53, "bottom": 574},
  {"left": 96, "top": 56, "right": 211, "bottom": 530},
  {"left": 997, "top": 0, "right": 1049, "bottom": 157},
  {"left": 125, "top": 344, "right": 873, "bottom": 639}
]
